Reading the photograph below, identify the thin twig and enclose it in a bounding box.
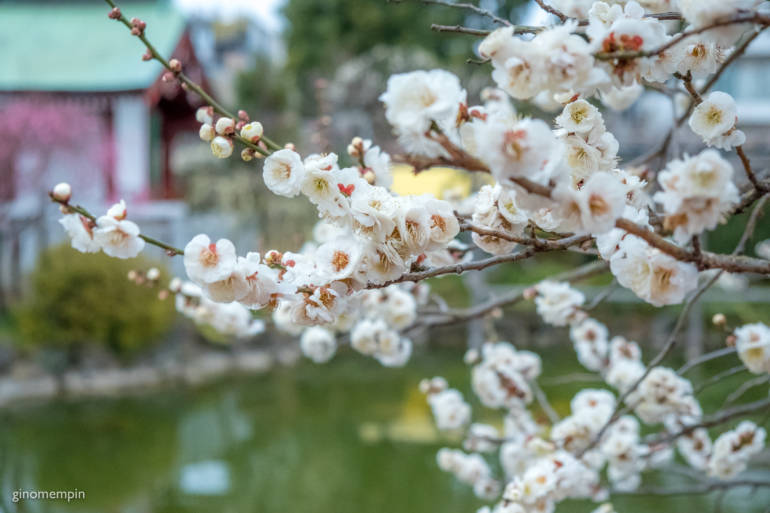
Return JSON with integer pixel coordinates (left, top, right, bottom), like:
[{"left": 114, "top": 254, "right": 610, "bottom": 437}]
[
  {"left": 650, "top": 396, "right": 770, "bottom": 445},
  {"left": 431, "top": 23, "right": 491, "bottom": 36},
  {"left": 419, "top": 0, "right": 511, "bottom": 26},
  {"left": 104, "top": 0, "right": 280, "bottom": 155},
  {"left": 531, "top": 379, "right": 561, "bottom": 423},
  {"left": 533, "top": 0, "right": 568, "bottom": 23},
  {"left": 722, "top": 374, "right": 770, "bottom": 407},
  {"left": 677, "top": 346, "right": 738, "bottom": 375},
  {"left": 612, "top": 478, "right": 770, "bottom": 496},
  {"left": 693, "top": 365, "right": 747, "bottom": 394}
]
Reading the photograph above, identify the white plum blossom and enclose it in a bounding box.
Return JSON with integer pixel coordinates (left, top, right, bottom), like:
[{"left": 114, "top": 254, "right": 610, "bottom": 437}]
[
  {"left": 59, "top": 214, "right": 100, "bottom": 253},
  {"left": 610, "top": 237, "right": 699, "bottom": 306},
  {"left": 184, "top": 234, "right": 238, "bottom": 285},
  {"left": 708, "top": 421, "right": 766, "bottom": 479},
  {"left": 688, "top": 92, "right": 746, "bottom": 150},
  {"left": 570, "top": 318, "right": 610, "bottom": 372},
  {"left": 534, "top": 281, "right": 586, "bottom": 327},
  {"left": 379, "top": 69, "right": 466, "bottom": 158},
  {"left": 734, "top": 322, "right": 770, "bottom": 374},
  {"left": 677, "top": 36, "right": 725, "bottom": 79},
  {"left": 263, "top": 149, "right": 306, "bottom": 197},
  {"left": 436, "top": 448, "right": 500, "bottom": 500},
  {"left": 654, "top": 149, "right": 739, "bottom": 243},
  {"left": 426, "top": 387, "right": 472, "bottom": 430},
  {"left": 628, "top": 367, "right": 700, "bottom": 424},
  {"left": 553, "top": 171, "right": 626, "bottom": 235},
  {"left": 472, "top": 342, "right": 537, "bottom": 409},
  {"left": 93, "top": 202, "right": 145, "bottom": 259},
  {"left": 300, "top": 326, "right": 337, "bottom": 363},
  {"left": 474, "top": 116, "right": 563, "bottom": 187}
]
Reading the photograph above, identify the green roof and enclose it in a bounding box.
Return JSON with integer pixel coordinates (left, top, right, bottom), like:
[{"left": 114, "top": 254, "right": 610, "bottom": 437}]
[{"left": 0, "top": 2, "right": 186, "bottom": 92}]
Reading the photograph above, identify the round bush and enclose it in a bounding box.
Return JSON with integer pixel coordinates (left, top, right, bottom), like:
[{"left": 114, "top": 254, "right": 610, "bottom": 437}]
[{"left": 14, "top": 244, "right": 176, "bottom": 353}]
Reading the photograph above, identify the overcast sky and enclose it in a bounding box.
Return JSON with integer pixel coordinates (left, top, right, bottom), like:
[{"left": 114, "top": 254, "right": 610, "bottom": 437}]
[{"left": 173, "top": 0, "right": 285, "bottom": 31}]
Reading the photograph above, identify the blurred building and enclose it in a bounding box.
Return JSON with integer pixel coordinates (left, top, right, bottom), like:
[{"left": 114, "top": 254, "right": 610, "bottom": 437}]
[{"left": 0, "top": 1, "right": 208, "bottom": 303}]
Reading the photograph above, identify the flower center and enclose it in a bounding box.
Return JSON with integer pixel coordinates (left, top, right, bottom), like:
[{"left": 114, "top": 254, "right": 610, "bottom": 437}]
[{"left": 201, "top": 243, "right": 219, "bottom": 267}]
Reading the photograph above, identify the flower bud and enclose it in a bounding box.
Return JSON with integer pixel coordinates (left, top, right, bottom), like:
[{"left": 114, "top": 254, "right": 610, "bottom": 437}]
[
  {"left": 726, "top": 334, "right": 737, "bottom": 347},
  {"left": 146, "top": 267, "right": 160, "bottom": 281},
  {"left": 169, "top": 277, "right": 182, "bottom": 293},
  {"left": 284, "top": 142, "right": 296, "bottom": 151},
  {"left": 161, "top": 71, "right": 175, "bottom": 83},
  {"left": 240, "top": 121, "right": 263, "bottom": 143},
  {"left": 362, "top": 169, "right": 375, "bottom": 185},
  {"left": 108, "top": 7, "right": 121, "bottom": 19},
  {"left": 238, "top": 110, "right": 249, "bottom": 121},
  {"left": 142, "top": 50, "right": 152, "bottom": 61},
  {"left": 712, "top": 313, "right": 727, "bottom": 328},
  {"left": 127, "top": 270, "right": 138, "bottom": 282},
  {"left": 351, "top": 136, "right": 363, "bottom": 147},
  {"left": 168, "top": 58, "right": 182, "bottom": 73},
  {"left": 241, "top": 148, "right": 254, "bottom": 161},
  {"left": 199, "top": 123, "right": 215, "bottom": 142},
  {"left": 195, "top": 106, "right": 214, "bottom": 125},
  {"left": 106, "top": 200, "right": 127, "bottom": 220},
  {"left": 211, "top": 136, "right": 233, "bottom": 158},
  {"left": 215, "top": 117, "right": 235, "bottom": 135},
  {"left": 52, "top": 182, "right": 72, "bottom": 202}
]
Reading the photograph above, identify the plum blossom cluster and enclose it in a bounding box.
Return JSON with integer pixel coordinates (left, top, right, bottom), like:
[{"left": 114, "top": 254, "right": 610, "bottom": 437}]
[
  {"left": 196, "top": 106, "right": 265, "bottom": 161},
  {"left": 708, "top": 421, "right": 767, "bottom": 479},
  {"left": 51, "top": 1, "right": 770, "bottom": 508},
  {"left": 180, "top": 88, "right": 465, "bottom": 360},
  {"left": 427, "top": 288, "right": 767, "bottom": 512},
  {"left": 58, "top": 193, "right": 145, "bottom": 259},
  {"left": 654, "top": 149, "right": 739, "bottom": 244},
  {"left": 170, "top": 278, "right": 265, "bottom": 339},
  {"left": 420, "top": 376, "right": 472, "bottom": 430}
]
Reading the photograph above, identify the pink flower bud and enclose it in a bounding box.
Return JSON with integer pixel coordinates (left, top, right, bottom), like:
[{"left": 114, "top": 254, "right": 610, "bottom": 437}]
[
  {"left": 240, "top": 121, "right": 263, "bottom": 143},
  {"left": 238, "top": 110, "right": 250, "bottom": 121},
  {"left": 142, "top": 50, "right": 152, "bottom": 61},
  {"left": 199, "top": 123, "right": 215, "bottom": 142},
  {"left": 108, "top": 7, "right": 121, "bottom": 19},
  {"left": 196, "top": 106, "right": 214, "bottom": 125},
  {"left": 168, "top": 58, "right": 182, "bottom": 73},
  {"left": 215, "top": 117, "right": 235, "bottom": 135},
  {"left": 211, "top": 136, "right": 233, "bottom": 158},
  {"left": 52, "top": 182, "right": 72, "bottom": 202}
]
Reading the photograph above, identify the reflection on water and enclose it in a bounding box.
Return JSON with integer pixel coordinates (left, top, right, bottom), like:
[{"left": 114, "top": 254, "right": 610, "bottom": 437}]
[{"left": 0, "top": 349, "right": 766, "bottom": 513}]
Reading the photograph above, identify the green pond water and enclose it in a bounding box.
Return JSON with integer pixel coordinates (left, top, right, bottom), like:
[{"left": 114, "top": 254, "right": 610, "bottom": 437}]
[{"left": 0, "top": 347, "right": 767, "bottom": 513}]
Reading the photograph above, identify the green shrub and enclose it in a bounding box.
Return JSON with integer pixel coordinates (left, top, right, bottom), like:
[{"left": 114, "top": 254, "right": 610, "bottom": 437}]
[{"left": 13, "top": 244, "right": 176, "bottom": 354}]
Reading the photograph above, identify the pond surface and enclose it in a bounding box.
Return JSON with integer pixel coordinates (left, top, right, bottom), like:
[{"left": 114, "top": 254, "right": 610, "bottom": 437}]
[{"left": 0, "top": 347, "right": 766, "bottom": 513}]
